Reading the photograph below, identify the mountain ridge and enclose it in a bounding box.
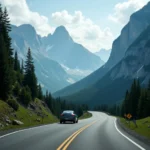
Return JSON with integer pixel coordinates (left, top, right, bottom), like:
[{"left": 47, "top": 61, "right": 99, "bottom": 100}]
[
  {"left": 59, "top": 24, "right": 150, "bottom": 107},
  {"left": 54, "top": 2, "right": 150, "bottom": 97},
  {"left": 10, "top": 24, "right": 103, "bottom": 93}
]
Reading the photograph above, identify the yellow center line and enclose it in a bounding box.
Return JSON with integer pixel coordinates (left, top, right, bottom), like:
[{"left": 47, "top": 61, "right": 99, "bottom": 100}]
[{"left": 57, "top": 121, "right": 97, "bottom": 150}]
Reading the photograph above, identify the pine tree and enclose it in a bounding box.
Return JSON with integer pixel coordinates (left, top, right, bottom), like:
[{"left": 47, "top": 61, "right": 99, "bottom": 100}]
[
  {"left": 0, "top": 4, "right": 3, "bottom": 33},
  {"left": 0, "top": 5, "right": 14, "bottom": 100},
  {"left": 1, "top": 7, "right": 13, "bottom": 66},
  {"left": 0, "top": 34, "right": 12, "bottom": 100},
  {"left": 24, "top": 48, "right": 37, "bottom": 99},
  {"left": 128, "top": 79, "right": 140, "bottom": 116},
  {"left": 37, "top": 84, "right": 43, "bottom": 100},
  {"left": 138, "top": 89, "right": 147, "bottom": 118},
  {"left": 19, "top": 86, "right": 32, "bottom": 106},
  {"left": 21, "top": 59, "right": 24, "bottom": 74},
  {"left": 14, "top": 51, "right": 20, "bottom": 71},
  {"left": 146, "top": 89, "right": 150, "bottom": 116}
]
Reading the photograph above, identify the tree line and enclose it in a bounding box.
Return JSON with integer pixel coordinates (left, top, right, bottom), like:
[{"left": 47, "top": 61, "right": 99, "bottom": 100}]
[
  {"left": 121, "top": 79, "right": 150, "bottom": 119},
  {"left": 0, "top": 4, "right": 87, "bottom": 118},
  {"left": 94, "top": 79, "right": 150, "bottom": 119}
]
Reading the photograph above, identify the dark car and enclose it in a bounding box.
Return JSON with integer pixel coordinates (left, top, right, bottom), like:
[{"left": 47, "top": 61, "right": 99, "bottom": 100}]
[{"left": 60, "top": 110, "right": 78, "bottom": 124}]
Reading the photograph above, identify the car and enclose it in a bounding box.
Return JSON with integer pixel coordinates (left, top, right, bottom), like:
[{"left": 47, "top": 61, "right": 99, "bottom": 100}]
[{"left": 60, "top": 110, "right": 78, "bottom": 124}]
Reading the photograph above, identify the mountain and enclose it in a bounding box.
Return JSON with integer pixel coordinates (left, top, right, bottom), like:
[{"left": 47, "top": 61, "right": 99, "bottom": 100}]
[
  {"left": 95, "top": 49, "right": 111, "bottom": 62},
  {"left": 10, "top": 24, "right": 103, "bottom": 93},
  {"left": 43, "top": 26, "right": 104, "bottom": 70},
  {"left": 54, "top": 2, "right": 150, "bottom": 97},
  {"left": 61, "top": 24, "right": 150, "bottom": 107},
  {"left": 10, "top": 24, "right": 71, "bottom": 93}
]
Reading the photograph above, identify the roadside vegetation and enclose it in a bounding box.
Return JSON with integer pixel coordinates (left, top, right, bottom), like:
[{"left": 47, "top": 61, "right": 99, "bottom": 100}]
[
  {"left": 0, "top": 99, "right": 58, "bottom": 131},
  {"left": 94, "top": 79, "right": 150, "bottom": 140},
  {"left": 120, "top": 117, "right": 150, "bottom": 139},
  {"left": 79, "top": 111, "right": 92, "bottom": 120}
]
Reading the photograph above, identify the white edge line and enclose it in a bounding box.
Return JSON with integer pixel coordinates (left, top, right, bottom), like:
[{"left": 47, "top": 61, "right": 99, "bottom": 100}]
[
  {"left": 114, "top": 118, "right": 145, "bottom": 150},
  {"left": 0, "top": 123, "right": 53, "bottom": 139}
]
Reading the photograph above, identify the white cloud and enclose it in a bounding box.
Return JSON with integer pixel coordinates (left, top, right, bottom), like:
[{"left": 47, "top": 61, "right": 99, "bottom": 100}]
[
  {"left": 52, "top": 10, "right": 114, "bottom": 51},
  {"left": 0, "top": 0, "right": 54, "bottom": 36},
  {"left": 109, "top": 0, "right": 149, "bottom": 25},
  {"left": 0, "top": 0, "right": 114, "bottom": 52}
]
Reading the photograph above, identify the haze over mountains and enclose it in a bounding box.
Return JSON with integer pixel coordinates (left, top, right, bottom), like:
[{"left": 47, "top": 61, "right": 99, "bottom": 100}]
[
  {"left": 10, "top": 24, "right": 104, "bottom": 93},
  {"left": 95, "top": 49, "right": 111, "bottom": 62},
  {"left": 54, "top": 2, "right": 150, "bottom": 106}
]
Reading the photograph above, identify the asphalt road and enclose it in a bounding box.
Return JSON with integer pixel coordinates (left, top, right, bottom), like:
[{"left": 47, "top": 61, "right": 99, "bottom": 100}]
[{"left": 0, "top": 111, "right": 149, "bottom": 150}]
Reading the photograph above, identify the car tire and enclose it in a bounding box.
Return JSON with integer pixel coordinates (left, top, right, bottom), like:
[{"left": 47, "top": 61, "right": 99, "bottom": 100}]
[
  {"left": 73, "top": 120, "right": 76, "bottom": 124},
  {"left": 60, "top": 121, "right": 62, "bottom": 124},
  {"left": 76, "top": 120, "right": 78, "bottom": 123}
]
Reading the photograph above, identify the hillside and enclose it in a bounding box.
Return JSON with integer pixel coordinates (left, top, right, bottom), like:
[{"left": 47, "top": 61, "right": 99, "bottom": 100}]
[
  {"left": 0, "top": 99, "right": 58, "bottom": 131},
  {"left": 61, "top": 25, "right": 150, "bottom": 107},
  {"left": 54, "top": 2, "right": 150, "bottom": 97},
  {"left": 10, "top": 24, "right": 71, "bottom": 93},
  {"left": 10, "top": 24, "right": 104, "bottom": 93}
]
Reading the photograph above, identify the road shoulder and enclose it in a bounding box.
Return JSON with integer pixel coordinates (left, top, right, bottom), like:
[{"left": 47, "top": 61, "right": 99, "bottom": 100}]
[{"left": 117, "top": 118, "right": 150, "bottom": 146}]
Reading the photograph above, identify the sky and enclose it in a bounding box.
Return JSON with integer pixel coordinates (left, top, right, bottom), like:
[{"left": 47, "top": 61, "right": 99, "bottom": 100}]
[{"left": 0, "top": 0, "right": 149, "bottom": 52}]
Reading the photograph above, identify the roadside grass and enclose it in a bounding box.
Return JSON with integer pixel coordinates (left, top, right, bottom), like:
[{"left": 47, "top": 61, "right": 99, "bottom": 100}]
[
  {"left": 120, "top": 117, "right": 150, "bottom": 139},
  {"left": 0, "top": 99, "right": 58, "bottom": 131},
  {"left": 79, "top": 111, "right": 92, "bottom": 120}
]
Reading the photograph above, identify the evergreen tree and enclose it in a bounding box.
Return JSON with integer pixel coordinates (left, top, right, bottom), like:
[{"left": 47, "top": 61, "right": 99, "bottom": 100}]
[
  {"left": 13, "top": 82, "right": 21, "bottom": 97},
  {"left": 144, "top": 82, "right": 150, "bottom": 117},
  {"left": 19, "top": 86, "right": 32, "bottom": 106},
  {"left": 37, "top": 84, "right": 43, "bottom": 100},
  {"left": 127, "top": 79, "right": 140, "bottom": 116},
  {"left": 14, "top": 51, "right": 20, "bottom": 71},
  {"left": 1, "top": 7, "right": 13, "bottom": 66},
  {"left": 0, "top": 34, "right": 12, "bottom": 100},
  {"left": 24, "top": 48, "right": 37, "bottom": 99},
  {"left": 138, "top": 89, "right": 147, "bottom": 118},
  {"left": 20, "top": 59, "right": 24, "bottom": 74}
]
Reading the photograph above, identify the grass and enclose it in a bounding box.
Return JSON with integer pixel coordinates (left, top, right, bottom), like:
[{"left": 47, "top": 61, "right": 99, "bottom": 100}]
[
  {"left": 0, "top": 99, "right": 58, "bottom": 131},
  {"left": 79, "top": 111, "right": 92, "bottom": 120},
  {"left": 120, "top": 117, "right": 150, "bottom": 139}
]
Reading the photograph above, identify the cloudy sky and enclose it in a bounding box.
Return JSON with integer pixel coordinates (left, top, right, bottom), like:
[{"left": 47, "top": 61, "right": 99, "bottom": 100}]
[{"left": 0, "top": 0, "right": 149, "bottom": 52}]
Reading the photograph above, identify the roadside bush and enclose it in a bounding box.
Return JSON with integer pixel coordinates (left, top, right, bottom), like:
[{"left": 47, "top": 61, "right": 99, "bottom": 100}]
[
  {"left": 7, "top": 99, "right": 19, "bottom": 111},
  {"left": 13, "top": 82, "right": 21, "bottom": 97},
  {"left": 19, "top": 86, "right": 32, "bottom": 106}
]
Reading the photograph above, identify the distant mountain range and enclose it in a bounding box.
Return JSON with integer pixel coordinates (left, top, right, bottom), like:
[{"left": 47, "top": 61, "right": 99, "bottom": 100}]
[
  {"left": 43, "top": 26, "right": 104, "bottom": 70},
  {"left": 95, "top": 49, "right": 111, "bottom": 62},
  {"left": 53, "top": 2, "right": 150, "bottom": 106},
  {"left": 10, "top": 24, "right": 104, "bottom": 93}
]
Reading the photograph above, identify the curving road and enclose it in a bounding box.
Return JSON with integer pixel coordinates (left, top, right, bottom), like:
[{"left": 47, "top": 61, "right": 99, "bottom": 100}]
[{"left": 0, "top": 112, "right": 149, "bottom": 150}]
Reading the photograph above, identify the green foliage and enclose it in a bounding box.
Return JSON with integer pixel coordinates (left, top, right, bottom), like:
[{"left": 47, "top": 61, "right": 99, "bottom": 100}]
[
  {"left": 14, "top": 51, "right": 20, "bottom": 72},
  {"left": 79, "top": 112, "right": 92, "bottom": 119},
  {"left": 13, "top": 82, "right": 21, "bottom": 97},
  {"left": 24, "top": 48, "right": 37, "bottom": 99},
  {"left": 0, "top": 4, "right": 14, "bottom": 100},
  {"left": 94, "top": 104, "right": 121, "bottom": 116},
  {"left": 120, "top": 117, "right": 150, "bottom": 139},
  {"left": 19, "top": 86, "right": 32, "bottom": 106},
  {"left": 0, "top": 34, "right": 12, "bottom": 100},
  {"left": 37, "top": 84, "right": 43, "bottom": 100},
  {"left": 0, "top": 99, "right": 58, "bottom": 131},
  {"left": 7, "top": 98, "right": 19, "bottom": 111},
  {"left": 121, "top": 79, "right": 150, "bottom": 119}
]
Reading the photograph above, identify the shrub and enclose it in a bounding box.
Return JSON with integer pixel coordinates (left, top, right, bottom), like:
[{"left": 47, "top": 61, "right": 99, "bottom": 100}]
[
  {"left": 19, "top": 86, "right": 32, "bottom": 106},
  {"left": 7, "top": 99, "right": 19, "bottom": 111},
  {"left": 13, "top": 82, "right": 21, "bottom": 96}
]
